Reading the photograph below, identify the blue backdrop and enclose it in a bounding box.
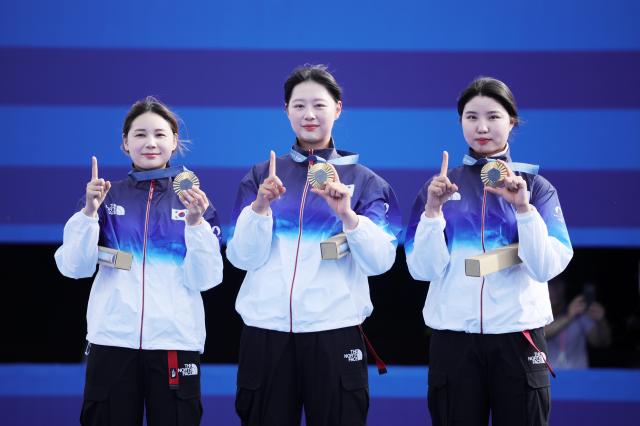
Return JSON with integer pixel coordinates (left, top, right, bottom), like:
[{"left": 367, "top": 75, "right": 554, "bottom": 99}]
[
  {"left": 1, "top": 0, "right": 639, "bottom": 246},
  {"left": 2, "top": 365, "right": 640, "bottom": 426}
]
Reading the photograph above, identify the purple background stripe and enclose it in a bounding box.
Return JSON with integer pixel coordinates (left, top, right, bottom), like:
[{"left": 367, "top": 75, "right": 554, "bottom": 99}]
[
  {"left": 2, "top": 396, "right": 639, "bottom": 425},
  {"left": 2, "top": 167, "right": 638, "bottom": 229},
  {"left": 2, "top": 48, "right": 640, "bottom": 108}
]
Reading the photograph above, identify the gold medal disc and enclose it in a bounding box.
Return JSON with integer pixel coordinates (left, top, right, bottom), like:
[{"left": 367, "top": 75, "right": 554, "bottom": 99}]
[
  {"left": 307, "top": 163, "right": 335, "bottom": 189},
  {"left": 480, "top": 162, "right": 508, "bottom": 188},
  {"left": 173, "top": 171, "right": 200, "bottom": 196}
]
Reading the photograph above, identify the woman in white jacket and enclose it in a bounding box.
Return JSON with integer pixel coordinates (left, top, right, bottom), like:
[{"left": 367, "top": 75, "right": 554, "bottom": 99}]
[
  {"left": 227, "top": 64, "right": 402, "bottom": 426},
  {"left": 55, "top": 96, "right": 223, "bottom": 426},
  {"left": 405, "top": 77, "right": 572, "bottom": 426}
]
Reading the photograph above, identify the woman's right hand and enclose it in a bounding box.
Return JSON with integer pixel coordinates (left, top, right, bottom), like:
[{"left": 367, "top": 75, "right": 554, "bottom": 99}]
[
  {"left": 424, "top": 151, "right": 458, "bottom": 218},
  {"left": 83, "top": 156, "right": 111, "bottom": 217},
  {"left": 252, "top": 150, "right": 286, "bottom": 215}
]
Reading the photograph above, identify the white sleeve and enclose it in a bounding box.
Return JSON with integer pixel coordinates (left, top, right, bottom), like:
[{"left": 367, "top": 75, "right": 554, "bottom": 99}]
[
  {"left": 226, "top": 205, "right": 273, "bottom": 271},
  {"left": 182, "top": 220, "right": 224, "bottom": 292},
  {"left": 54, "top": 211, "right": 99, "bottom": 279},
  {"left": 406, "top": 214, "right": 450, "bottom": 281},
  {"left": 517, "top": 207, "right": 573, "bottom": 283},
  {"left": 344, "top": 215, "right": 397, "bottom": 276}
]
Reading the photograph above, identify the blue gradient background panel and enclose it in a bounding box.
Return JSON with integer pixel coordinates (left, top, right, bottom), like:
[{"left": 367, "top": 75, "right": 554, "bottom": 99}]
[{"left": 1, "top": 0, "right": 639, "bottom": 246}]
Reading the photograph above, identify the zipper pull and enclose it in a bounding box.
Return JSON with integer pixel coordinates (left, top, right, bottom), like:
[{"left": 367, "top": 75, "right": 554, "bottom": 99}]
[{"left": 149, "top": 180, "right": 155, "bottom": 199}]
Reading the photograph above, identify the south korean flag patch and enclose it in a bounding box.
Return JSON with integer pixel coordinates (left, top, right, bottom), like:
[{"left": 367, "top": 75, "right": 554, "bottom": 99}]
[{"left": 172, "top": 208, "right": 188, "bottom": 222}]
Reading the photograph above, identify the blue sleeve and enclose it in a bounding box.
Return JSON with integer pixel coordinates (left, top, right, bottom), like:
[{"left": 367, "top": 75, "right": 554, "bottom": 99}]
[
  {"left": 354, "top": 173, "right": 403, "bottom": 244},
  {"left": 404, "top": 181, "right": 430, "bottom": 255},
  {"left": 530, "top": 175, "right": 572, "bottom": 250}
]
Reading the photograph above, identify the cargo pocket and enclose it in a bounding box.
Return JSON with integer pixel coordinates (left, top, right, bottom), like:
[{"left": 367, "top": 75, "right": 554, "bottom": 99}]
[
  {"left": 80, "top": 384, "right": 110, "bottom": 426},
  {"left": 427, "top": 371, "right": 448, "bottom": 426},
  {"left": 235, "top": 373, "right": 261, "bottom": 425},
  {"left": 525, "top": 370, "right": 550, "bottom": 426},
  {"left": 176, "top": 383, "right": 203, "bottom": 425},
  {"left": 340, "top": 372, "right": 369, "bottom": 426}
]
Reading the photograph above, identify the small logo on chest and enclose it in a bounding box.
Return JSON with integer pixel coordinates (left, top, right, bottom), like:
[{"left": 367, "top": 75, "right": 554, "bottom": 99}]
[{"left": 106, "top": 203, "right": 125, "bottom": 215}]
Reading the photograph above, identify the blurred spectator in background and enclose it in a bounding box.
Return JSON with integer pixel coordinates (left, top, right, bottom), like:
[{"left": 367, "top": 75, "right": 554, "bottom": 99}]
[
  {"left": 546, "top": 279, "right": 612, "bottom": 368},
  {"left": 622, "top": 263, "right": 640, "bottom": 367}
]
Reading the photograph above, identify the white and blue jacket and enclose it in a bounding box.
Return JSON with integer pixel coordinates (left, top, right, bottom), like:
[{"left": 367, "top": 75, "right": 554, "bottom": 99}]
[
  {"left": 227, "top": 143, "right": 402, "bottom": 333},
  {"left": 405, "top": 148, "right": 573, "bottom": 334},
  {"left": 55, "top": 167, "right": 223, "bottom": 353}
]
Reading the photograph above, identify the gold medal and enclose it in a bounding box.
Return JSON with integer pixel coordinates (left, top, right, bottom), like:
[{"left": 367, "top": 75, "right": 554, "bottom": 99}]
[
  {"left": 173, "top": 171, "right": 200, "bottom": 196},
  {"left": 480, "top": 162, "right": 507, "bottom": 188},
  {"left": 307, "top": 163, "right": 335, "bottom": 189}
]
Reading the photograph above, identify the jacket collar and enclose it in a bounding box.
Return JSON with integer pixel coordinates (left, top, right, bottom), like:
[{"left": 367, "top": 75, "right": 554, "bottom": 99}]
[
  {"left": 290, "top": 139, "right": 359, "bottom": 165},
  {"left": 462, "top": 145, "right": 539, "bottom": 175},
  {"left": 127, "top": 164, "right": 187, "bottom": 191}
]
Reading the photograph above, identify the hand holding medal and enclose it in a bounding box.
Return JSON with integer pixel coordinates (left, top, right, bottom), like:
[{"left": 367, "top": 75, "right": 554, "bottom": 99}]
[
  {"left": 483, "top": 160, "right": 532, "bottom": 213},
  {"left": 309, "top": 163, "right": 358, "bottom": 230},
  {"left": 174, "top": 171, "right": 209, "bottom": 226}
]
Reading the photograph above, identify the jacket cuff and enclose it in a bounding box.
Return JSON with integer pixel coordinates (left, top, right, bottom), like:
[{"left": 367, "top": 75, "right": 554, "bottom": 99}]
[
  {"left": 516, "top": 205, "right": 539, "bottom": 223},
  {"left": 243, "top": 204, "right": 273, "bottom": 222},
  {"left": 418, "top": 213, "right": 446, "bottom": 232},
  {"left": 73, "top": 209, "right": 99, "bottom": 223}
]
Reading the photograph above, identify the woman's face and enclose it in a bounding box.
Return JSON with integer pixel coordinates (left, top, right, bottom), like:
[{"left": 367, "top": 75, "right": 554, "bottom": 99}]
[
  {"left": 286, "top": 80, "right": 342, "bottom": 150},
  {"left": 461, "top": 95, "right": 514, "bottom": 156},
  {"left": 123, "top": 112, "right": 177, "bottom": 170}
]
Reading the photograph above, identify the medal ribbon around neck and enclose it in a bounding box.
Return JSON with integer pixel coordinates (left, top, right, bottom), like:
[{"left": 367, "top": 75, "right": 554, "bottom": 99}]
[
  {"left": 129, "top": 165, "right": 188, "bottom": 182},
  {"left": 462, "top": 154, "right": 539, "bottom": 175},
  {"left": 289, "top": 149, "right": 359, "bottom": 166}
]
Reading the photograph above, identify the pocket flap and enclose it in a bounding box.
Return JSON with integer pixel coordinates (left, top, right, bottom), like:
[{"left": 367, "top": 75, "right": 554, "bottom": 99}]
[
  {"left": 341, "top": 373, "right": 368, "bottom": 391},
  {"left": 237, "top": 371, "right": 261, "bottom": 391},
  {"left": 176, "top": 384, "right": 201, "bottom": 400},
  {"left": 526, "top": 370, "right": 550, "bottom": 389},
  {"left": 428, "top": 371, "right": 447, "bottom": 390},
  {"left": 84, "top": 384, "right": 109, "bottom": 402}
]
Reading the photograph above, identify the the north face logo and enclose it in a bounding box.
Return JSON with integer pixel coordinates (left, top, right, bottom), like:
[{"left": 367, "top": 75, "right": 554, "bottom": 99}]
[
  {"left": 344, "top": 349, "right": 363, "bottom": 362},
  {"left": 178, "top": 363, "right": 198, "bottom": 376},
  {"left": 528, "top": 351, "right": 546, "bottom": 365}
]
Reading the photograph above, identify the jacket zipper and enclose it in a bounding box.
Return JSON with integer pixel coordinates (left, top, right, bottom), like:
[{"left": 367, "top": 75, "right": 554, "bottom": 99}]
[
  {"left": 479, "top": 188, "right": 488, "bottom": 334},
  {"left": 289, "top": 149, "right": 313, "bottom": 332},
  {"left": 139, "top": 179, "right": 155, "bottom": 348}
]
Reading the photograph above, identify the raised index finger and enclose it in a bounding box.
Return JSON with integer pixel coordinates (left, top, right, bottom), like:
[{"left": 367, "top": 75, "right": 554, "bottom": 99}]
[
  {"left": 91, "top": 156, "right": 99, "bottom": 180},
  {"left": 268, "top": 150, "right": 276, "bottom": 177},
  {"left": 439, "top": 151, "right": 449, "bottom": 177}
]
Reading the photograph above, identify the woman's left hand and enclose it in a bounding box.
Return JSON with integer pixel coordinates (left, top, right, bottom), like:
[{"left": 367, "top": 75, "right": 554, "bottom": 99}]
[
  {"left": 311, "top": 164, "right": 359, "bottom": 230},
  {"left": 484, "top": 160, "right": 532, "bottom": 213},
  {"left": 179, "top": 187, "right": 210, "bottom": 226}
]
